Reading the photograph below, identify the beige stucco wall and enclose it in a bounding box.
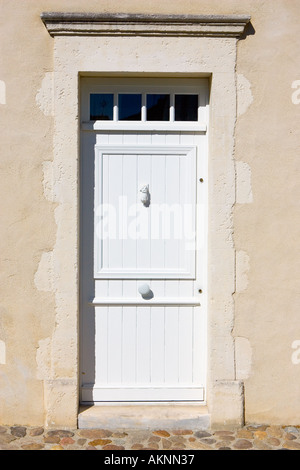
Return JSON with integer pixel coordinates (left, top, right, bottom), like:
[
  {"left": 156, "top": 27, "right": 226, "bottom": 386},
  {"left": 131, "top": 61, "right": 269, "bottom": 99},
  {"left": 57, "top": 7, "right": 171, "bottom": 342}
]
[
  {"left": 233, "top": 1, "right": 300, "bottom": 424},
  {"left": 0, "top": 0, "right": 299, "bottom": 427}
]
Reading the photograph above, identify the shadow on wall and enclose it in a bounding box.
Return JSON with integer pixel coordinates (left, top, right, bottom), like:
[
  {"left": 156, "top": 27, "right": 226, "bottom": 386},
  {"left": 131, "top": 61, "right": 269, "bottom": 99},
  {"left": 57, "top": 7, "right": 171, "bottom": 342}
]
[{"left": 240, "top": 21, "right": 255, "bottom": 40}]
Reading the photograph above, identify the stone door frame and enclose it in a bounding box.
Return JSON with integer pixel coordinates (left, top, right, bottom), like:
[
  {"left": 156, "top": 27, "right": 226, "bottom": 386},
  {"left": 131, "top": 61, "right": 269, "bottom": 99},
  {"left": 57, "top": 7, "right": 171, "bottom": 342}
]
[{"left": 41, "top": 12, "right": 250, "bottom": 428}]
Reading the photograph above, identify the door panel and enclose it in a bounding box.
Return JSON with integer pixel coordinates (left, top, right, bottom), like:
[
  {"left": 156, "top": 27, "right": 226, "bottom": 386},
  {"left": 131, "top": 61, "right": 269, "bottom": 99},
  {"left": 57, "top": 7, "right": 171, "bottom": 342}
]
[
  {"left": 80, "top": 79, "right": 208, "bottom": 403},
  {"left": 94, "top": 144, "right": 196, "bottom": 279},
  {"left": 82, "top": 304, "right": 205, "bottom": 401}
]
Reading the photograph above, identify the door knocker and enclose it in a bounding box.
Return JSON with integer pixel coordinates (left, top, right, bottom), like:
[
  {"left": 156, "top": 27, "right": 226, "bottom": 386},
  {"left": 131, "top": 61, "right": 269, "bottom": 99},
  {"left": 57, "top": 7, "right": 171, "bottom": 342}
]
[{"left": 140, "top": 184, "right": 151, "bottom": 207}]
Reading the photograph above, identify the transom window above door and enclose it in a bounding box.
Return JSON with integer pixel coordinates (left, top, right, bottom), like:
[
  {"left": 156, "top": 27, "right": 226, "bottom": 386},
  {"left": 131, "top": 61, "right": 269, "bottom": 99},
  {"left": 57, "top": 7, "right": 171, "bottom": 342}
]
[
  {"left": 90, "top": 92, "right": 199, "bottom": 122},
  {"left": 81, "top": 77, "right": 209, "bottom": 131}
]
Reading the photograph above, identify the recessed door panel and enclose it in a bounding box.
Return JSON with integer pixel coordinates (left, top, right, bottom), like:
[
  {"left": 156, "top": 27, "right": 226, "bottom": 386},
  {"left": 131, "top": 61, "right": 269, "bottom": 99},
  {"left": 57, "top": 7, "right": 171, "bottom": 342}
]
[{"left": 94, "top": 145, "right": 196, "bottom": 279}]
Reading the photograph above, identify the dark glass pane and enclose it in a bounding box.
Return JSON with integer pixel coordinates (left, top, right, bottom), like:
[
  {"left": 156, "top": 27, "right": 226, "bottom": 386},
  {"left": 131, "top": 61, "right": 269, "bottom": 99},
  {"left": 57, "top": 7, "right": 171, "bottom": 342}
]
[
  {"left": 147, "top": 94, "right": 170, "bottom": 121},
  {"left": 118, "top": 94, "right": 142, "bottom": 120},
  {"left": 90, "top": 94, "right": 113, "bottom": 120},
  {"left": 175, "top": 94, "right": 198, "bottom": 121}
]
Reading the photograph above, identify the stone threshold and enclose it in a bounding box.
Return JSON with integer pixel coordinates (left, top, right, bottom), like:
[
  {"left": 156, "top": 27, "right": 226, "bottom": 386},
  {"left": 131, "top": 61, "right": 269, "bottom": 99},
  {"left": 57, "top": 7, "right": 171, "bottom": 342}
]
[{"left": 78, "top": 403, "right": 210, "bottom": 430}]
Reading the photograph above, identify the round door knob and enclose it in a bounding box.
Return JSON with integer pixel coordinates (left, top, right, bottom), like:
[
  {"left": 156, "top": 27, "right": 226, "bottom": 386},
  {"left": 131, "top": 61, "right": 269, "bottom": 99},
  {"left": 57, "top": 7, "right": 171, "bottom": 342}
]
[{"left": 138, "top": 283, "right": 151, "bottom": 296}]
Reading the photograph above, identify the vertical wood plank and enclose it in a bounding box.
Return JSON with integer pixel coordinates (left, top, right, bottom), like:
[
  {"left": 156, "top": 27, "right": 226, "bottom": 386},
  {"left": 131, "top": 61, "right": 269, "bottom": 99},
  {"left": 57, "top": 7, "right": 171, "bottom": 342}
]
[
  {"left": 150, "top": 154, "right": 166, "bottom": 270},
  {"left": 151, "top": 132, "right": 166, "bottom": 145},
  {"left": 122, "top": 306, "right": 137, "bottom": 384},
  {"left": 99, "top": 153, "right": 109, "bottom": 271},
  {"left": 164, "top": 281, "right": 179, "bottom": 384},
  {"left": 136, "top": 154, "right": 151, "bottom": 269},
  {"left": 95, "top": 306, "right": 108, "bottom": 384},
  {"left": 164, "top": 154, "right": 180, "bottom": 270},
  {"left": 106, "top": 281, "right": 123, "bottom": 383},
  {"left": 150, "top": 306, "right": 165, "bottom": 384},
  {"left": 136, "top": 306, "right": 151, "bottom": 383},
  {"left": 107, "top": 153, "right": 123, "bottom": 269},
  {"left": 137, "top": 132, "right": 152, "bottom": 145},
  {"left": 123, "top": 132, "right": 137, "bottom": 145},
  {"left": 96, "top": 133, "right": 109, "bottom": 145},
  {"left": 108, "top": 132, "right": 123, "bottom": 145},
  {"left": 95, "top": 279, "right": 108, "bottom": 298},
  {"left": 107, "top": 306, "right": 123, "bottom": 383},
  {"left": 178, "top": 306, "right": 193, "bottom": 384},
  {"left": 122, "top": 153, "right": 137, "bottom": 270},
  {"left": 193, "top": 306, "right": 204, "bottom": 385}
]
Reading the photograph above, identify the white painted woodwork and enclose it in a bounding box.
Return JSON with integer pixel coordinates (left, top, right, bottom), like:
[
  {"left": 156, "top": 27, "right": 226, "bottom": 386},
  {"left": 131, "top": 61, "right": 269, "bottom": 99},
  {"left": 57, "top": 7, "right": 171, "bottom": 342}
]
[
  {"left": 82, "top": 122, "right": 207, "bottom": 132},
  {"left": 91, "top": 297, "right": 200, "bottom": 305},
  {"left": 80, "top": 78, "right": 208, "bottom": 402},
  {"left": 94, "top": 145, "right": 196, "bottom": 279}
]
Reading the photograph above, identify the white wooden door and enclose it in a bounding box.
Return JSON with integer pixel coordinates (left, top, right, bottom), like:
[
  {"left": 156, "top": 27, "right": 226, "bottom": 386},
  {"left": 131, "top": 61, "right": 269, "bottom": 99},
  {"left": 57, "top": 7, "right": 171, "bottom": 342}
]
[{"left": 80, "top": 78, "right": 208, "bottom": 402}]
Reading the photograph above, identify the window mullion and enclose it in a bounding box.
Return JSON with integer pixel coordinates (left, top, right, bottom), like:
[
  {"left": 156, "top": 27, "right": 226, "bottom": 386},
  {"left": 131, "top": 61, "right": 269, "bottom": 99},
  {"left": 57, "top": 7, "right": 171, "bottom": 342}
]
[
  {"left": 113, "top": 93, "right": 118, "bottom": 121},
  {"left": 170, "top": 93, "right": 175, "bottom": 122},
  {"left": 141, "top": 93, "right": 146, "bottom": 122}
]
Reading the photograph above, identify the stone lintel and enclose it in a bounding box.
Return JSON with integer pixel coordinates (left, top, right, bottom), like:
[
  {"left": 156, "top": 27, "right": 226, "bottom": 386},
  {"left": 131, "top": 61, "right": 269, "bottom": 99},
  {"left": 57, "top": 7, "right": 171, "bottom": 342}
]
[{"left": 41, "top": 12, "right": 251, "bottom": 38}]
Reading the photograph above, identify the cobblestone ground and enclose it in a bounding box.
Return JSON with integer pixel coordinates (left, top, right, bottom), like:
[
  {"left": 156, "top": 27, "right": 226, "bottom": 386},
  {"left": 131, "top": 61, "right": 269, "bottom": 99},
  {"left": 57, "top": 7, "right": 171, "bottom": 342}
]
[{"left": 0, "top": 424, "right": 300, "bottom": 450}]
